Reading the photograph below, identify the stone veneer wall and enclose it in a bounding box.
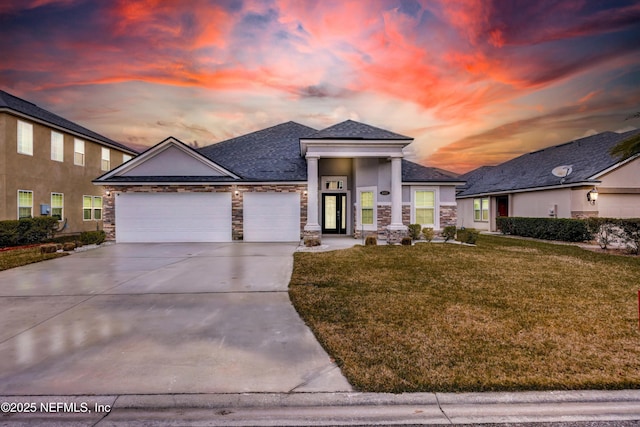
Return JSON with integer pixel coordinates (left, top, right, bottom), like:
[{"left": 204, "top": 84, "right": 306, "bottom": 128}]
[
  {"left": 439, "top": 205, "right": 458, "bottom": 228},
  {"left": 571, "top": 211, "right": 599, "bottom": 219},
  {"left": 102, "top": 184, "right": 307, "bottom": 241}
]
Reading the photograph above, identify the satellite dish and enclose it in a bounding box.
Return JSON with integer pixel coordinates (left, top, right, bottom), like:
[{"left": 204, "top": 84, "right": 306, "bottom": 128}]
[{"left": 552, "top": 165, "right": 573, "bottom": 178}]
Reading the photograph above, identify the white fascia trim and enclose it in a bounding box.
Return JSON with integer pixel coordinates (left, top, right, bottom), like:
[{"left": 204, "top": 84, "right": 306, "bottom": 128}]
[
  {"left": 589, "top": 153, "right": 640, "bottom": 179},
  {"left": 3, "top": 109, "right": 138, "bottom": 155},
  {"left": 94, "top": 181, "right": 307, "bottom": 186},
  {"left": 456, "top": 181, "right": 601, "bottom": 198},
  {"left": 403, "top": 181, "right": 466, "bottom": 186}
]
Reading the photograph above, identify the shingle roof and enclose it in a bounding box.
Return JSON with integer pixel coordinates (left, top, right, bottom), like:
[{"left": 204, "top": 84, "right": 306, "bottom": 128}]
[
  {"left": 303, "top": 119, "right": 412, "bottom": 140},
  {"left": 198, "top": 121, "right": 317, "bottom": 181},
  {"left": 402, "top": 160, "right": 463, "bottom": 182},
  {"left": 0, "top": 90, "right": 138, "bottom": 154},
  {"left": 458, "top": 129, "right": 640, "bottom": 197}
]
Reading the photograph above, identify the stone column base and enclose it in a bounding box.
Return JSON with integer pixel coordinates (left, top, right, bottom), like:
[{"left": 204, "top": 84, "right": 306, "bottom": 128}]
[
  {"left": 386, "top": 228, "right": 409, "bottom": 244},
  {"left": 303, "top": 230, "right": 322, "bottom": 246}
]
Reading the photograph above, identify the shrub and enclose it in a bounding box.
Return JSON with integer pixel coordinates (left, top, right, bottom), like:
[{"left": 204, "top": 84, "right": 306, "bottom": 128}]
[
  {"left": 422, "top": 227, "right": 434, "bottom": 242},
  {"left": 586, "top": 217, "right": 620, "bottom": 249},
  {"left": 304, "top": 237, "right": 321, "bottom": 247},
  {"left": 401, "top": 236, "right": 412, "bottom": 246},
  {"left": 457, "top": 228, "right": 480, "bottom": 244},
  {"left": 40, "top": 244, "right": 58, "bottom": 254},
  {"left": 495, "top": 217, "right": 590, "bottom": 242},
  {"left": 365, "top": 235, "right": 378, "bottom": 246},
  {"left": 619, "top": 219, "right": 640, "bottom": 255},
  {"left": 0, "top": 217, "right": 58, "bottom": 247},
  {"left": 442, "top": 226, "right": 457, "bottom": 242},
  {"left": 79, "top": 230, "right": 106, "bottom": 245},
  {"left": 408, "top": 224, "right": 422, "bottom": 240},
  {"left": 62, "top": 242, "right": 76, "bottom": 251}
]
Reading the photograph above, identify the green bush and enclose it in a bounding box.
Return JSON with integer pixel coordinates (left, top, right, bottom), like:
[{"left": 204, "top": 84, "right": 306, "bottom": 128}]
[
  {"left": 457, "top": 228, "right": 480, "bottom": 244},
  {"left": 79, "top": 230, "right": 106, "bottom": 245},
  {"left": 442, "top": 226, "right": 456, "bottom": 242},
  {"left": 619, "top": 219, "right": 640, "bottom": 255},
  {"left": 496, "top": 217, "right": 590, "bottom": 242},
  {"left": 365, "top": 235, "right": 378, "bottom": 246},
  {"left": 422, "top": 227, "right": 434, "bottom": 242},
  {"left": 401, "top": 236, "right": 412, "bottom": 246},
  {"left": 0, "top": 217, "right": 58, "bottom": 247},
  {"left": 408, "top": 224, "right": 422, "bottom": 240}
]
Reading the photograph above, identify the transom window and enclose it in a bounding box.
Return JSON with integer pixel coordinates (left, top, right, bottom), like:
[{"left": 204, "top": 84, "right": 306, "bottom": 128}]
[
  {"left": 17, "top": 120, "right": 33, "bottom": 155},
  {"left": 321, "top": 176, "right": 347, "bottom": 191},
  {"left": 18, "top": 190, "right": 33, "bottom": 219},
  {"left": 474, "top": 197, "right": 489, "bottom": 222},
  {"left": 83, "top": 196, "right": 102, "bottom": 220},
  {"left": 74, "top": 139, "right": 85, "bottom": 166},
  {"left": 51, "top": 193, "right": 64, "bottom": 220},
  {"left": 51, "top": 131, "right": 64, "bottom": 162},
  {"left": 101, "top": 147, "right": 110, "bottom": 171},
  {"left": 414, "top": 190, "right": 435, "bottom": 226}
]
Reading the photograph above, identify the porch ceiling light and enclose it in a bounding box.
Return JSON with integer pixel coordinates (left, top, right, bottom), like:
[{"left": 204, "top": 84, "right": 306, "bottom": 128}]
[{"left": 587, "top": 187, "right": 598, "bottom": 205}]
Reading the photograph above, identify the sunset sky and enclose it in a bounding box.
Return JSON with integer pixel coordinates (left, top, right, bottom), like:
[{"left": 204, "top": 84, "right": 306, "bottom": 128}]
[{"left": 1, "top": 0, "right": 639, "bottom": 173}]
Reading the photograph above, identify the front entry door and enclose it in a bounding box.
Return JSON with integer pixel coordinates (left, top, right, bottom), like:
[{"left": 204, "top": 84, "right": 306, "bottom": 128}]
[{"left": 322, "top": 193, "right": 347, "bottom": 234}]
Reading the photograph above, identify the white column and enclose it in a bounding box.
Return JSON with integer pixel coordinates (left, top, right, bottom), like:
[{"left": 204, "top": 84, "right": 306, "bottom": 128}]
[
  {"left": 389, "top": 156, "right": 406, "bottom": 230},
  {"left": 304, "top": 155, "right": 321, "bottom": 231}
]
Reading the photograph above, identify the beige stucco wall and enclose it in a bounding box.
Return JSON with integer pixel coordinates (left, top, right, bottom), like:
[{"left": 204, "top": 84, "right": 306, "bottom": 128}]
[{"left": 0, "top": 112, "right": 133, "bottom": 234}]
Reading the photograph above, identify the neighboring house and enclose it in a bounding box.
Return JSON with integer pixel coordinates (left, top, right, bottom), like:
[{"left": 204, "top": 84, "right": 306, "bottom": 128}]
[
  {"left": 94, "top": 120, "right": 463, "bottom": 243},
  {"left": 457, "top": 129, "right": 640, "bottom": 232},
  {"left": 0, "top": 90, "right": 138, "bottom": 235}
]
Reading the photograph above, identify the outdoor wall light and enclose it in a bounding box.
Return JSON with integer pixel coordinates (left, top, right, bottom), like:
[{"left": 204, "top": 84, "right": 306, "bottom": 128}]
[
  {"left": 587, "top": 187, "right": 598, "bottom": 205},
  {"left": 303, "top": 190, "right": 308, "bottom": 195},
  {"left": 234, "top": 190, "right": 239, "bottom": 196},
  {"left": 105, "top": 191, "right": 111, "bottom": 197}
]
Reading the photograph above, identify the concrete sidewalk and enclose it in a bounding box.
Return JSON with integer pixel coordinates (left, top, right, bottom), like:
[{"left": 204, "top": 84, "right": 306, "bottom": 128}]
[{"left": 1, "top": 390, "right": 640, "bottom": 426}]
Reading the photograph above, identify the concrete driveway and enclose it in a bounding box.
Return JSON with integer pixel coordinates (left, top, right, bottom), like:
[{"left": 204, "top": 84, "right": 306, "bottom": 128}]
[{"left": 0, "top": 243, "right": 352, "bottom": 395}]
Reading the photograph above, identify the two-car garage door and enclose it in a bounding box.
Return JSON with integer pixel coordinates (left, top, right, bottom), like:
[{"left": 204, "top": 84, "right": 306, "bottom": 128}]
[{"left": 115, "top": 192, "right": 300, "bottom": 243}]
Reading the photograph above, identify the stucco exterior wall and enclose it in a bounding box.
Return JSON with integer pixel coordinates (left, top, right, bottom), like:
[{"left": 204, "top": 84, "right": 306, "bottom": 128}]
[
  {"left": 0, "top": 112, "right": 133, "bottom": 234},
  {"left": 511, "top": 188, "right": 573, "bottom": 218}
]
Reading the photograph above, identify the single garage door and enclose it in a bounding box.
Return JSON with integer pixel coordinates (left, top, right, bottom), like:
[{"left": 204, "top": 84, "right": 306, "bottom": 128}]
[
  {"left": 243, "top": 192, "right": 300, "bottom": 242},
  {"left": 115, "top": 192, "right": 232, "bottom": 242}
]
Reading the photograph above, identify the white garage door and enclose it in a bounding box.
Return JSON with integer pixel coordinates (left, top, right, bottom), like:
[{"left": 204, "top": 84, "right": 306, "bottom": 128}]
[
  {"left": 243, "top": 192, "right": 300, "bottom": 242},
  {"left": 116, "top": 192, "right": 232, "bottom": 242}
]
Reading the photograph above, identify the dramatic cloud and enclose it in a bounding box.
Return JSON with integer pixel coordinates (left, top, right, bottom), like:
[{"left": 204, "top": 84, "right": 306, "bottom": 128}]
[{"left": 1, "top": 0, "right": 638, "bottom": 172}]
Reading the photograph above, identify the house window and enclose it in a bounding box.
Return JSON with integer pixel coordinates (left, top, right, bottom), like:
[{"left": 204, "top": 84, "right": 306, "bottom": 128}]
[
  {"left": 360, "top": 190, "right": 374, "bottom": 226},
  {"left": 74, "top": 139, "right": 85, "bottom": 166},
  {"left": 122, "top": 153, "right": 132, "bottom": 163},
  {"left": 101, "top": 147, "right": 110, "bottom": 171},
  {"left": 414, "top": 190, "right": 435, "bottom": 226},
  {"left": 18, "top": 190, "right": 33, "bottom": 219},
  {"left": 17, "top": 120, "right": 33, "bottom": 155},
  {"left": 51, "top": 131, "right": 64, "bottom": 162},
  {"left": 474, "top": 198, "right": 489, "bottom": 222},
  {"left": 325, "top": 180, "right": 343, "bottom": 190},
  {"left": 51, "top": 193, "right": 64, "bottom": 220},
  {"left": 84, "top": 196, "right": 102, "bottom": 220}
]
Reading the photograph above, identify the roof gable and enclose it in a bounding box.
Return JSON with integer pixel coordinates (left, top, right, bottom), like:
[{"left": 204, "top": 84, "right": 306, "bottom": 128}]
[
  {"left": 96, "top": 137, "right": 238, "bottom": 182},
  {"left": 305, "top": 119, "right": 412, "bottom": 140},
  {"left": 458, "top": 129, "right": 640, "bottom": 197},
  {"left": 402, "top": 160, "right": 463, "bottom": 183},
  {"left": 0, "top": 90, "right": 137, "bottom": 155}
]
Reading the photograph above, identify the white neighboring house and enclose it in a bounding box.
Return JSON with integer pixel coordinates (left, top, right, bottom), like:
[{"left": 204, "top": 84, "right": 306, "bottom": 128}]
[
  {"left": 94, "top": 120, "right": 464, "bottom": 243},
  {"left": 457, "top": 129, "right": 640, "bottom": 232}
]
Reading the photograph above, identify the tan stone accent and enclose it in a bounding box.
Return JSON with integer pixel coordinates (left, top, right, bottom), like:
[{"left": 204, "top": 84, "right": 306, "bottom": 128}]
[
  {"left": 439, "top": 205, "right": 458, "bottom": 228},
  {"left": 103, "top": 184, "right": 307, "bottom": 241},
  {"left": 572, "top": 211, "right": 599, "bottom": 219}
]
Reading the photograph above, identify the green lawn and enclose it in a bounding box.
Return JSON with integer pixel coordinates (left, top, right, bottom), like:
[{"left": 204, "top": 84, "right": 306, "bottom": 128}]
[
  {"left": 0, "top": 247, "right": 67, "bottom": 271},
  {"left": 289, "top": 235, "right": 640, "bottom": 393}
]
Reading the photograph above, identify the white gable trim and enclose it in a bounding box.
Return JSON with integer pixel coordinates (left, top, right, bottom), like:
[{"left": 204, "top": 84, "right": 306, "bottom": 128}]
[
  {"left": 589, "top": 153, "right": 640, "bottom": 180},
  {"left": 96, "top": 137, "right": 240, "bottom": 181}
]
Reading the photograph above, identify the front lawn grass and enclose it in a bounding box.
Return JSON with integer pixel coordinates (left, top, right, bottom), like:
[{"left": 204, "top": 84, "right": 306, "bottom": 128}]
[
  {"left": 0, "top": 247, "right": 67, "bottom": 271},
  {"left": 289, "top": 235, "right": 640, "bottom": 393}
]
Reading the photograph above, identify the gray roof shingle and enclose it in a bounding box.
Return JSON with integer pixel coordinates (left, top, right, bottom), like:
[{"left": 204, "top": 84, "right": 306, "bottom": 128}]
[
  {"left": 458, "top": 129, "right": 640, "bottom": 197},
  {"left": 304, "top": 119, "right": 412, "bottom": 140},
  {"left": 198, "top": 121, "right": 317, "bottom": 181},
  {"left": 0, "top": 90, "right": 138, "bottom": 154},
  {"left": 402, "top": 160, "right": 462, "bottom": 182}
]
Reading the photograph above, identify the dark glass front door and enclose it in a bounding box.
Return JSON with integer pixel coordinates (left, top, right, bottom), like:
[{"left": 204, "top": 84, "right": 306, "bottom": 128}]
[
  {"left": 496, "top": 196, "right": 509, "bottom": 217},
  {"left": 322, "top": 193, "right": 347, "bottom": 234}
]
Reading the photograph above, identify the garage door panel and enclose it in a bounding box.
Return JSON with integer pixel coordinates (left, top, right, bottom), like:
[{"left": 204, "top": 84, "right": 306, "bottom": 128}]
[
  {"left": 244, "top": 193, "right": 300, "bottom": 242},
  {"left": 116, "top": 193, "right": 231, "bottom": 242}
]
